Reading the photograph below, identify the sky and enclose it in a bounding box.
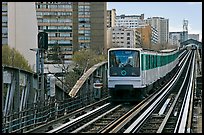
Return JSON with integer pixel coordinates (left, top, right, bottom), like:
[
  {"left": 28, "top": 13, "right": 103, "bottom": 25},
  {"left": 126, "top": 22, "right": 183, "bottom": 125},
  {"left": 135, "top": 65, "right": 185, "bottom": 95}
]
[{"left": 107, "top": 2, "right": 202, "bottom": 41}]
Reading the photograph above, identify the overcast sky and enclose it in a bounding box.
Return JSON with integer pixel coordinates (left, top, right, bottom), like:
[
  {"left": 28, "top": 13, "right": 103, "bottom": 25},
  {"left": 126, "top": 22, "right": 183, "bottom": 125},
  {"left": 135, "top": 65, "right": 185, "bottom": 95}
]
[{"left": 107, "top": 2, "right": 202, "bottom": 41}]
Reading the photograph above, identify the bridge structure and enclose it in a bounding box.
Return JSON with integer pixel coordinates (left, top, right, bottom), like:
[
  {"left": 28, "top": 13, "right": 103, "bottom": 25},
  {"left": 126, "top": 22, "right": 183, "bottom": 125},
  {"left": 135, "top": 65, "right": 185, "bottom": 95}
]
[
  {"left": 181, "top": 39, "right": 202, "bottom": 51},
  {"left": 2, "top": 40, "right": 202, "bottom": 133},
  {"left": 180, "top": 38, "right": 202, "bottom": 75},
  {"left": 2, "top": 61, "right": 108, "bottom": 133}
]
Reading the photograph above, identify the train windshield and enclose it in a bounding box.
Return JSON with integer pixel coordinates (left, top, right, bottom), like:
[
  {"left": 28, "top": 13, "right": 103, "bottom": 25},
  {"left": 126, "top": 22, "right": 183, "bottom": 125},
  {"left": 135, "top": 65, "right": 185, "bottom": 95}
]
[{"left": 109, "top": 50, "right": 140, "bottom": 77}]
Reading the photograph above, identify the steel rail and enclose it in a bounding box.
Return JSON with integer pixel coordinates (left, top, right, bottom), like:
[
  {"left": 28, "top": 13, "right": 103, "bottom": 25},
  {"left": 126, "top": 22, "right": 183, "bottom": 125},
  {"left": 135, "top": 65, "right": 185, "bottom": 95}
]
[
  {"left": 156, "top": 51, "right": 194, "bottom": 133},
  {"left": 123, "top": 51, "right": 191, "bottom": 133},
  {"left": 47, "top": 103, "right": 111, "bottom": 133},
  {"left": 176, "top": 51, "right": 195, "bottom": 133},
  {"left": 25, "top": 97, "right": 109, "bottom": 133},
  {"left": 71, "top": 104, "right": 122, "bottom": 133}
]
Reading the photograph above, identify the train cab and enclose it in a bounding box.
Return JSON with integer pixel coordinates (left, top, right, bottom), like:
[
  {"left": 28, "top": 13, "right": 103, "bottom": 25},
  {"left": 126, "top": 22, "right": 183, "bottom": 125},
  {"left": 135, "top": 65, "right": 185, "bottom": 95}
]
[{"left": 108, "top": 48, "right": 144, "bottom": 101}]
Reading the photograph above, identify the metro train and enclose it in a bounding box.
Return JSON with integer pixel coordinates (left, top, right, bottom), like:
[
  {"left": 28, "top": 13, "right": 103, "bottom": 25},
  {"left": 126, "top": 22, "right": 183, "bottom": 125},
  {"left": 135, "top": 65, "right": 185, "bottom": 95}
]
[{"left": 108, "top": 47, "right": 181, "bottom": 102}]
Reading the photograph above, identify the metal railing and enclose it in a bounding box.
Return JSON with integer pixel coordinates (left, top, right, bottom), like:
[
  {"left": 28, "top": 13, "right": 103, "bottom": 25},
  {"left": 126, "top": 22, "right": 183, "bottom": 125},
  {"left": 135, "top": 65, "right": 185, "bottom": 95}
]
[{"left": 2, "top": 61, "right": 108, "bottom": 133}]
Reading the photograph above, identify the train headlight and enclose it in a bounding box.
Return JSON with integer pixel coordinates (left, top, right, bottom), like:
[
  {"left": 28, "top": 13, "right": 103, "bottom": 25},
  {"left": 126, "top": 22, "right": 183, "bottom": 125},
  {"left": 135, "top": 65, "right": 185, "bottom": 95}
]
[
  {"left": 132, "top": 73, "right": 136, "bottom": 75},
  {"left": 112, "top": 72, "right": 117, "bottom": 75}
]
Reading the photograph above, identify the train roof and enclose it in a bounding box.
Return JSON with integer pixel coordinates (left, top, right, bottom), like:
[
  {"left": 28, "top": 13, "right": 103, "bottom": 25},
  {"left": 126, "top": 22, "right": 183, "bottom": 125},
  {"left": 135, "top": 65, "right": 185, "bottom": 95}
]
[
  {"left": 108, "top": 47, "right": 178, "bottom": 53},
  {"left": 159, "top": 48, "right": 178, "bottom": 52},
  {"left": 108, "top": 47, "right": 143, "bottom": 51}
]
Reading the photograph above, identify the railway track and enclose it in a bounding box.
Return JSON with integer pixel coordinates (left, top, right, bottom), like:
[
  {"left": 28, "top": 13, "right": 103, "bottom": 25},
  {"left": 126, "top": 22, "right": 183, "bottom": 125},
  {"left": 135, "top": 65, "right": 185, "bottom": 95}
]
[
  {"left": 48, "top": 103, "right": 135, "bottom": 133},
  {"left": 31, "top": 50, "right": 196, "bottom": 133},
  {"left": 138, "top": 51, "right": 195, "bottom": 133},
  {"left": 121, "top": 50, "right": 195, "bottom": 133},
  {"left": 25, "top": 97, "right": 109, "bottom": 133},
  {"left": 72, "top": 103, "right": 134, "bottom": 133}
]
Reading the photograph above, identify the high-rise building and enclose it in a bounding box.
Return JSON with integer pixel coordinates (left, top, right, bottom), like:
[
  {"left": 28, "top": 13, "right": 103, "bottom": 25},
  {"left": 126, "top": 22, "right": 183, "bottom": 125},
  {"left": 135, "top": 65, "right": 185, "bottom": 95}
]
[
  {"left": 74, "top": 2, "right": 106, "bottom": 54},
  {"left": 182, "top": 19, "right": 188, "bottom": 42},
  {"left": 169, "top": 32, "right": 183, "bottom": 46},
  {"left": 116, "top": 14, "right": 145, "bottom": 28},
  {"left": 36, "top": 2, "right": 73, "bottom": 65},
  {"left": 7, "top": 2, "right": 38, "bottom": 71},
  {"left": 107, "top": 9, "right": 116, "bottom": 28},
  {"left": 35, "top": 2, "right": 107, "bottom": 72},
  {"left": 109, "top": 26, "right": 141, "bottom": 48},
  {"left": 2, "top": 2, "right": 8, "bottom": 45},
  {"left": 145, "top": 17, "right": 169, "bottom": 44},
  {"left": 135, "top": 25, "right": 158, "bottom": 49}
]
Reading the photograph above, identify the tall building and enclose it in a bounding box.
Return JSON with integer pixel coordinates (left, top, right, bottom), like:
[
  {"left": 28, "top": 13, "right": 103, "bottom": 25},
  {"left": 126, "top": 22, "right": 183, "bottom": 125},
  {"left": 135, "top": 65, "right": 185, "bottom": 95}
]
[
  {"left": 182, "top": 19, "right": 188, "bottom": 41},
  {"left": 109, "top": 26, "right": 141, "bottom": 48},
  {"left": 169, "top": 32, "right": 183, "bottom": 46},
  {"left": 36, "top": 2, "right": 73, "bottom": 66},
  {"left": 135, "top": 24, "right": 158, "bottom": 49},
  {"left": 116, "top": 14, "right": 145, "bottom": 28},
  {"left": 2, "top": 2, "right": 8, "bottom": 45},
  {"left": 35, "top": 2, "right": 107, "bottom": 72},
  {"left": 7, "top": 2, "right": 38, "bottom": 71},
  {"left": 145, "top": 17, "right": 169, "bottom": 44},
  {"left": 107, "top": 9, "right": 116, "bottom": 28}
]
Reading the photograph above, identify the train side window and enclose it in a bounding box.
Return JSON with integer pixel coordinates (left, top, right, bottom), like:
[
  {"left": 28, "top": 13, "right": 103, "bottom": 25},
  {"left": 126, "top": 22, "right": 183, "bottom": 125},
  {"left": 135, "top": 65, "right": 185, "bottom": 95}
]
[
  {"left": 151, "top": 55, "right": 153, "bottom": 68},
  {"left": 146, "top": 55, "right": 149, "bottom": 70},
  {"left": 141, "top": 54, "right": 144, "bottom": 70},
  {"left": 153, "top": 55, "right": 155, "bottom": 68},
  {"left": 161, "top": 56, "right": 163, "bottom": 66},
  {"left": 149, "top": 55, "right": 151, "bottom": 69},
  {"left": 155, "top": 55, "right": 157, "bottom": 68}
]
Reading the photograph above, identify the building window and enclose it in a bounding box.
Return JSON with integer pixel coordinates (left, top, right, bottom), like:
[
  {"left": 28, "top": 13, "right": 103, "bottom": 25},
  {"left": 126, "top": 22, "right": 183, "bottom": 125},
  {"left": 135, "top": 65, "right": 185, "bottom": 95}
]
[{"left": 55, "top": 33, "right": 60, "bottom": 37}]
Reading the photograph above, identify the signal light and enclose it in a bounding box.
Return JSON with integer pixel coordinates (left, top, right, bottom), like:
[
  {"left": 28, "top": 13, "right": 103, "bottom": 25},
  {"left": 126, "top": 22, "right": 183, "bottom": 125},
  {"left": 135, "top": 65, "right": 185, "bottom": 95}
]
[{"left": 38, "top": 32, "right": 48, "bottom": 50}]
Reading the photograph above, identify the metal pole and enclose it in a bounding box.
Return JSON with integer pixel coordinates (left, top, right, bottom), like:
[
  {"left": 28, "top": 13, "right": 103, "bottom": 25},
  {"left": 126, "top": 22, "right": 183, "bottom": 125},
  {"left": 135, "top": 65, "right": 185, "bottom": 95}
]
[{"left": 41, "top": 49, "right": 44, "bottom": 92}]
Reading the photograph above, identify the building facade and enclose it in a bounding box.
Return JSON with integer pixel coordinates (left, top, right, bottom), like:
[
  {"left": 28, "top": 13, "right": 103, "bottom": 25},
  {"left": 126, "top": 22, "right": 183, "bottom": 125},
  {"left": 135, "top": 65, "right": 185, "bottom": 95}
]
[
  {"left": 145, "top": 17, "right": 169, "bottom": 45},
  {"left": 7, "top": 2, "right": 38, "bottom": 71},
  {"left": 109, "top": 26, "right": 141, "bottom": 48},
  {"left": 107, "top": 9, "right": 116, "bottom": 28},
  {"left": 116, "top": 14, "right": 145, "bottom": 28},
  {"left": 136, "top": 24, "right": 159, "bottom": 47},
  {"left": 35, "top": 2, "right": 107, "bottom": 72},
  {"left": 36, "top": 2, "right": 73, "bottom": 65},
  {"left": 2, "top": 2, "right": 8, "bottom": 45},
  {"left": 169, "top": 32, "right": 182, "bottom": 46}
]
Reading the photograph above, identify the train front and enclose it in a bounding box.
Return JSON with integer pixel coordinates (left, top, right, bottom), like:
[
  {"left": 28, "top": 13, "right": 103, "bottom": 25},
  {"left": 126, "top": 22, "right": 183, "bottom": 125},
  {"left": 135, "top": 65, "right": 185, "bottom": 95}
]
[{"left": 108, "top": 48, "right": 143, "bottom": 102}]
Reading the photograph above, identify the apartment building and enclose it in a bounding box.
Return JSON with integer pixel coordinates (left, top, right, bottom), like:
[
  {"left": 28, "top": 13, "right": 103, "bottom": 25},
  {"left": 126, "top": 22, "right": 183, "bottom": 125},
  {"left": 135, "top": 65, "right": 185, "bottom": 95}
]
[
  {"left": 7, "top": 2, "right": 38, "bottom": 71},
  {"left": 36, "top": 2, "right": 73, "bottom": 65},
  {"left": 116, "top": 14, "right": 145, "bottom": 28},
  {"left": 107, "top": 9, "right": 116, "bottom": 28},
  {"left": 2, "top": 2, "right": 8, "bottom": 45},
  {"left": 136, "top": 24, "right": 158, "bottom": 48},
  {"left": 35, "top": 2, "right": 107, "bottom": 57},
  {"left": 108, "top": 26, "right": 141, "bottom": 48},
  {"left": 169, "top": 32, "right": 182, "bottom": 46},
  {"left": 35, "top": 2, "right": 107, "bottom": 72},
  {"left": 145, "top": 17, "right": 169, "bottom": 44}
]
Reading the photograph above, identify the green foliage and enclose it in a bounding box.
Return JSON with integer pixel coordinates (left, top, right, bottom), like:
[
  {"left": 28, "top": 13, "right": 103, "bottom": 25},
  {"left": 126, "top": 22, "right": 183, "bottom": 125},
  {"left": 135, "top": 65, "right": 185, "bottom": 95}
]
[
  {"left": 72, "top": 48, "right": 107, "bottom": 70},
  {"left": 65, "top": 70, "right": 80, "bottom": 89},
  {"left": 2, "top": 45, "right": 32, "bottom": 72},
  {"left": 64, "top": 48, "right": 107, "bottom": 90}
]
